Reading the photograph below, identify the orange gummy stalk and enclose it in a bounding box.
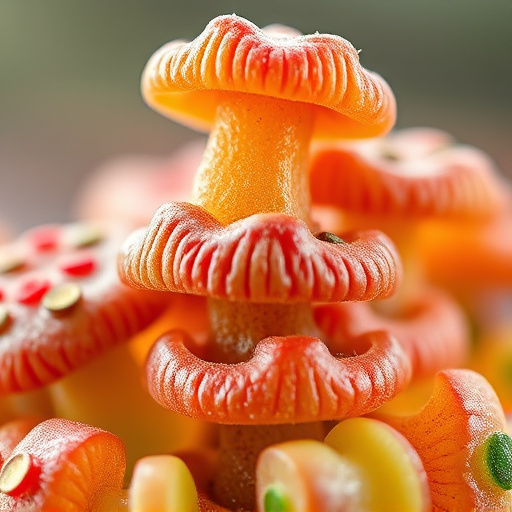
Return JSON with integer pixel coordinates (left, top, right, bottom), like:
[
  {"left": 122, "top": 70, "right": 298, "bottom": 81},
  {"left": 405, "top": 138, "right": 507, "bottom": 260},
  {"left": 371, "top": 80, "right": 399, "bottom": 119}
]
[
  {"left": 375, "top": 369, "right": 512, "bottom": 512},
  {"left": 193, "top": 93, "right": 314, "bottom": 226}
]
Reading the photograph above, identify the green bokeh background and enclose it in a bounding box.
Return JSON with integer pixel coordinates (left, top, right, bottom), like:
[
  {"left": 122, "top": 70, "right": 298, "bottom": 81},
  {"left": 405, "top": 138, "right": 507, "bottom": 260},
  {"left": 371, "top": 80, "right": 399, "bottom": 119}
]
[{"left": 1, "top": 1, "right": 511, "bottom": 232}]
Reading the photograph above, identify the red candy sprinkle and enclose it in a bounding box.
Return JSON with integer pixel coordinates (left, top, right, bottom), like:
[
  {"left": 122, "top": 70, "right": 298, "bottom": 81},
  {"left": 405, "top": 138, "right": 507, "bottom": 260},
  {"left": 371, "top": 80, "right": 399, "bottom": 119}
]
[
  {"left": 16, "top": 279, "right": 52, "bottom": 305},
  {"left": 0, "top": 452, "right": 41, "bottom": 497},
  {"left": 28, "top": 227, "right": 60, "bottom": 252},
  {"left": 0, "top": 289, "right": 3, "bottom": 301},
  {"left": 59, "top": 255, "right": 97, "bottom": 277}
]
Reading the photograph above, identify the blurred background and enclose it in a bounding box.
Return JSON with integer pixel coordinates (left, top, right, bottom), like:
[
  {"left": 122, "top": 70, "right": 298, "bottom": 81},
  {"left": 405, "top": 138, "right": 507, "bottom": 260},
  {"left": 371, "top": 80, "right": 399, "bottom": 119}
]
[{"left": 1, "top": 0, "right": 511, "bottom": 233}]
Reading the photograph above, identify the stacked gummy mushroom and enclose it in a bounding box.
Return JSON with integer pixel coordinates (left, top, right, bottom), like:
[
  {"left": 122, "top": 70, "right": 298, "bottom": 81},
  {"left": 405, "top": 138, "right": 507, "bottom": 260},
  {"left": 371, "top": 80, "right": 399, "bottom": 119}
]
[
  {"left": 118, "top": 14, "right": 423, "bottom": 510},
  {"left": 1, "top": 13, "right": 512, "bottom": 512},
  {"left": 0, "top": 222, "right": 207, "bottom": 510},
  {"left": 119, "top": 15, "right": 512, "bottom": 511}
]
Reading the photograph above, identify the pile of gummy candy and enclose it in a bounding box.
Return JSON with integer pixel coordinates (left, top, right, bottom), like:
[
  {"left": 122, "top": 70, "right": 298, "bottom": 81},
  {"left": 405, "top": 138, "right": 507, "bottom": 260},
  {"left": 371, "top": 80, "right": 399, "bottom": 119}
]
[{"left": 1, "top": 14, "right": 512, "bottom": 512}]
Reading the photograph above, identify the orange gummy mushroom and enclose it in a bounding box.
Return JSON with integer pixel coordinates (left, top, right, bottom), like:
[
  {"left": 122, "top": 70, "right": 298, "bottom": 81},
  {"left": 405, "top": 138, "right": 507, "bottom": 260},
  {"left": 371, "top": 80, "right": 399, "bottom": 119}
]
[
  {"left": 375, "top": 369, "right": 512, "bottom": 511},
  {"left": 125, "top": 15, "right": 402, "bottom": 509},
  {"left": 119, "top": 14, "right": 403, "bottom": 509},
  {"left": 308, "top": 127, "right": 508, "bottom": 380},
  {"left": 141, "top": 14, "right": 396, "bottom": 226},
  {"left": 0, "top": 418, "right": 126, "bottom": 511}
]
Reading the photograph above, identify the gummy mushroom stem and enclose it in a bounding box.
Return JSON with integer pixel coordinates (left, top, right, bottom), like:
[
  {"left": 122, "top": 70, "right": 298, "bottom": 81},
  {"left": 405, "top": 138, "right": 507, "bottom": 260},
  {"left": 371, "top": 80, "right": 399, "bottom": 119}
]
[
  {"left": 192, "top": 92, "right": 314, "bottom": 226},
  {"left": 207, "top": 299, "right": 320, "bottom": 363},
  {"left": 214, "top": 423, "right": 325, "bottom": 510},
  {"left": 207, "top": 298, "right": 322, "bottom": 506}
]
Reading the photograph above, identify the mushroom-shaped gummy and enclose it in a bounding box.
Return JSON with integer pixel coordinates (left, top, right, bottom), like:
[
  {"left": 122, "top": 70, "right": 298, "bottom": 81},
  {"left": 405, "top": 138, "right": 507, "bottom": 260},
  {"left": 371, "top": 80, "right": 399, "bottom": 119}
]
[
  {"left": 375, "top": 369, "right": 512, "bottom": 511},
  {"left": 127, "top": 15, "right": 402, "bottom": 510},
  {"left": 0, "top": 419, "right": 126, "bottom": 511},
  {"left": 0, "top": 223, "right": 204, "bottom": 475},
  {"left": 308, "top": 128, "right": 505, "bottom": 380},
  {"left": 142, "top": 14, "right": 396, "bottom": 226}
]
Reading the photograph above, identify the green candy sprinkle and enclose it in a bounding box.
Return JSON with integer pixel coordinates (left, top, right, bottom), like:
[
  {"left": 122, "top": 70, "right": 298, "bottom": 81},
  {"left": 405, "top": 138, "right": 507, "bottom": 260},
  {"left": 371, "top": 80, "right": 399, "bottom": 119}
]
[
  {"left": 316, "top": 232, "right": 346, "bottom": 245},
  {"left": 264, "top": 487, "right": 292, "bottom": 512},
  {"left": 485, "top": 431, "right": 512, "bottom": 490}
]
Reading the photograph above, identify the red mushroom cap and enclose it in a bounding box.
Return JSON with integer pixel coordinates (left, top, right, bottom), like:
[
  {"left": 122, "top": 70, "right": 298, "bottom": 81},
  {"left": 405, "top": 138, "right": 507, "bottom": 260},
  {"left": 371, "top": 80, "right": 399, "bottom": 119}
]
[
  {"left": 145, "top": 329, "right": 411, "bottom": 424},
  {"left": 310, "top": 127, "right": 506, "bottom": 220},
  {"left": 119, "top": 202, "right": 401, "bottom": 304},
  {"left": 142, "top": 15, "right": 396, "bottom": 139},
  {"left": 0, "top": 223, "right": 169, "bottom": 393}
]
